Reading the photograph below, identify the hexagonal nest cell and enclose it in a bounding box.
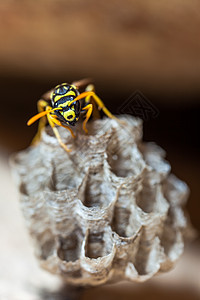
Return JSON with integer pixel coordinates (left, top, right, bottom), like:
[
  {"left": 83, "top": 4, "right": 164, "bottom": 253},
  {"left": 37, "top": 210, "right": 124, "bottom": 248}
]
[{"left": 11, "top": 115, "right": 191, "bottom": 286}]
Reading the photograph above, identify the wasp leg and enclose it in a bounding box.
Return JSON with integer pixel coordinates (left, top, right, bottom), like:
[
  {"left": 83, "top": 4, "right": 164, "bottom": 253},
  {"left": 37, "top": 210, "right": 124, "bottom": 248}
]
[
  {"left": 82, "top": 104, "right": 93, "bottom": 134},
  {"left": 31, "top": 99, "right": 49, "bottom": 145},
  {"left": 47, "top": 112, "right": 72, "bottom": 152},
  {"left": 70, "top": 90, "right": 120, "bottom": 122},
  {"left": 84, "top": 84, "right": 100, "bottom": 120},
  {"left": 50, "top": 115, "right": 76, "bottom": 139},
  {"left": 89, "top": 91, "right": 118, "bottom": 120},
  {"left": 69, "top": 91, "right": 125, "bottom": 125},
  {"left": 87, "top": 90, "right": 126, "bottom": 125}
]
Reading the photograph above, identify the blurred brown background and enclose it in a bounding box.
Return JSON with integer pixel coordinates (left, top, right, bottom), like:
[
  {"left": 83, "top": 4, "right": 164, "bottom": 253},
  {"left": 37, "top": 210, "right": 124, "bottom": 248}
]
[{"left": 0, "top": 1, "right": 200, "bottom": 299}]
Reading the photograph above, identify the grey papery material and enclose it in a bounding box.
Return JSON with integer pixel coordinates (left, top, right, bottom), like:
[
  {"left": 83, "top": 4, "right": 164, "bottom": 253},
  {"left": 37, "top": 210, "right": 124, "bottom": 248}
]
[{"left": 11, "top": 116, "right": 190, "bottom": 286}]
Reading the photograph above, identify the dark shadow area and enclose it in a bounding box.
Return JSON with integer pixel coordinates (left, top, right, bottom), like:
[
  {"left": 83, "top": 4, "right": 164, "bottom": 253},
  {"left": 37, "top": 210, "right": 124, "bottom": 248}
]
[
  {"left": 39, "top": 286, "right": 84, "bottom": 300},
  {"left": 38, "top": 281, "right": 200, "bottom": 300}
]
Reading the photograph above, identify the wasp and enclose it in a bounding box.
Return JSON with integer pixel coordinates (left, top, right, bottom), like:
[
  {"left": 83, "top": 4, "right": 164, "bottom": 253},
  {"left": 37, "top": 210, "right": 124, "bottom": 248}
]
[{"left": 27, "top": 79, "right": 119, "bottom": 152}]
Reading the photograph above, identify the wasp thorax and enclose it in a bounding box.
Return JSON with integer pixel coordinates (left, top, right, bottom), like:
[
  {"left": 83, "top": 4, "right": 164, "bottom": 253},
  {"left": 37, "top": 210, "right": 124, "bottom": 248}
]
[
  {"left": 51, "top": 83, "right": 79, "bottom": 105},
  {"left": 54, "top": 83, "right": 70, "bottom": 95}
]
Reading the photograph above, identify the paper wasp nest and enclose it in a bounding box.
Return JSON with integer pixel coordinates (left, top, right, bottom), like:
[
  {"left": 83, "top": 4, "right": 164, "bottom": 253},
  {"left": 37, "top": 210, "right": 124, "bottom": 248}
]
[{"left": 11, "top": 116, "right": 190, "bottom": 286}]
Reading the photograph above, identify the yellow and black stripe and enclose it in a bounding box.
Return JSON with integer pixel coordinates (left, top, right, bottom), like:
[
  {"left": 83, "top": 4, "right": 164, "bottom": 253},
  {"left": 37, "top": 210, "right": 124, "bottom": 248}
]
[{"left": 51, "top": 83, "right": 79, "bottom": 104}]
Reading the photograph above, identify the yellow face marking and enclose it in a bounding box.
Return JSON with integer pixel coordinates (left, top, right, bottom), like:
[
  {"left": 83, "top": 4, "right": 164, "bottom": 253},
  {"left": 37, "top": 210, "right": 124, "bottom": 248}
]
[
  {"left": 65, "top": 90, "right": 76, "bottom": 97},
  {"left": 62, "top": 110, "right": 76, "bottom": 121},
  {"left": 57, "top": 101, "right": 71, "bottom": 108}
]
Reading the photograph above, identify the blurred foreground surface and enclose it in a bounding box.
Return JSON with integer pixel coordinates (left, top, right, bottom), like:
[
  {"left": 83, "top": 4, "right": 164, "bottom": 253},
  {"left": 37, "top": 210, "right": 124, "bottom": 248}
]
[{"left": 0, "top": 153, "right": 200, "bottom": 300}]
